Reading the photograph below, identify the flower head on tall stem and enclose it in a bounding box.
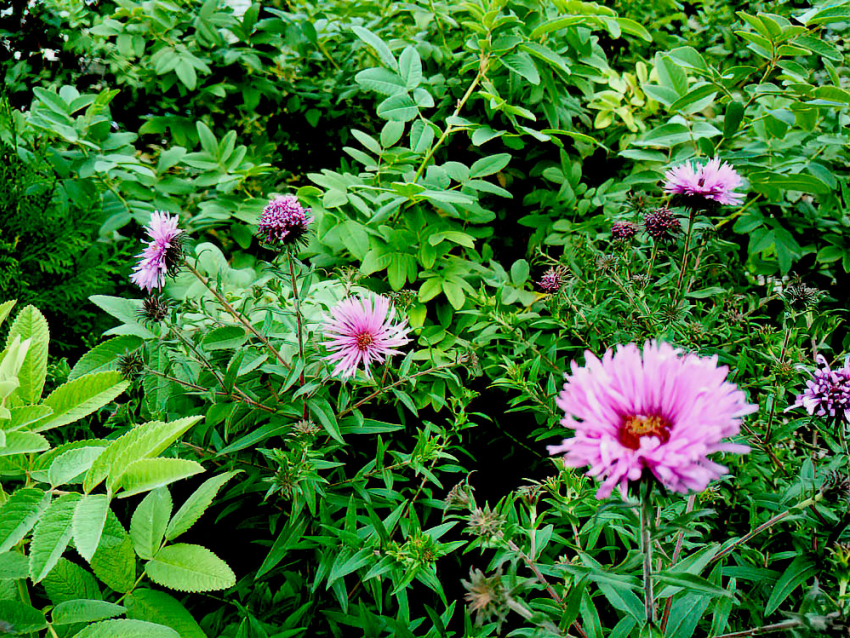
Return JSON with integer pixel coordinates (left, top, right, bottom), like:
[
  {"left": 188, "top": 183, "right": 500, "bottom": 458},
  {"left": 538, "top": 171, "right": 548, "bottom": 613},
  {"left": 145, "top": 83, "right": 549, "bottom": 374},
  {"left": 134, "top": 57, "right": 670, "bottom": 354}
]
[
  {"left": 538, "top": 266, "right": 568, "bottom": 293},
  {"left": 643, "top": 208, "right": 681, "bottom": 243},
  {"left": 788, "top": 355, "right": 850, "bottom": 423},
  {"left": 612, "top": 221, "right": 638, "bottom": 240},
  {"left": 548, "top": 341, "right": 755, "bottom": 499},
  {"left": 663, "top": 157, "right": 744, "bottom": 208},
  {"left": 322, "top": 293, "right": 411, "bottom": 379},
  {"left": 259, "top": 195, "right": 313, "bottom": 247},
  {"left": 130, "top": 211, "right": 184, "bottom": 292}
]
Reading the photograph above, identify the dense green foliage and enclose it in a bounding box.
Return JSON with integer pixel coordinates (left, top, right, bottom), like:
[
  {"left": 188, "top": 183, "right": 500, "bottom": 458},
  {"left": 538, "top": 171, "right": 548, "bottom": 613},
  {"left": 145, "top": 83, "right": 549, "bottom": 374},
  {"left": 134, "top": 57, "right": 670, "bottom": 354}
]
[{"left": 3, "top": 0, "right": 850, "bottom": 637}]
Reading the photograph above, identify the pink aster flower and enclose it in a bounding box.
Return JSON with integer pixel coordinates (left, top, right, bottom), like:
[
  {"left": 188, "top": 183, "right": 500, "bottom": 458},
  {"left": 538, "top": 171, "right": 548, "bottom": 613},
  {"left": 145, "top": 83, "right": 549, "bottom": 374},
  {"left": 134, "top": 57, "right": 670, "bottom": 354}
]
[
  {"left": 787, "top": 355, "right": 850, "bottom": 423},
  {"left": 322, "top": 294, "right": 412, "bottom": 379},
  {"left": 663, "top": 157, "right": 744, "bottom": 207},
  {"left": 130, "top": 211, "right": 183, "bottom": 292},
  {"left": 259, "top": 195, "right": 313, "bottom": 247},
  {"left": 547, "top": 341, "right": 755, "bottom": 499}
]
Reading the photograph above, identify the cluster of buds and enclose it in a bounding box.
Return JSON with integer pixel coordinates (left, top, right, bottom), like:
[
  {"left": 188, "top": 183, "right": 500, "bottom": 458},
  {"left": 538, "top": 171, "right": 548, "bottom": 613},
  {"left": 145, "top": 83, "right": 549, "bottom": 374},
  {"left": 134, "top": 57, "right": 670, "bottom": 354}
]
[
  {"left": 462, "top": 568, "right": 510, "bottom": 627},
  {"left": 643, "top": 207, "right": 681, "bottom": 242},
  {"left": 139, "top": 295, "right": 171, "bottom": 324},
  {"left": 782, "top": 280, "right": 824, "bottom": 312},
  {"left": 466, "top": 505, "right": 505, "bottom": 539},
  {"left": 537, "top": 265, "right": 569, "bottom": 294}
]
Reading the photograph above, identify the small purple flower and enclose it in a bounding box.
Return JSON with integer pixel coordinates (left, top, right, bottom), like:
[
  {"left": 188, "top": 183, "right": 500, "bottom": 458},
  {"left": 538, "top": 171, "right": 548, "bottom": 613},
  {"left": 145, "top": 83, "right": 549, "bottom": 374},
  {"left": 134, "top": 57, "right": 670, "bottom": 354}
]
[
  {"left": 130, "top": 211, "right": 183, "bottom": 292},
  {"left": 788, "top": 355, "right": 850, "bottom": 422},
  {"left": 322, "top": 294, "right": 411, "bottom": 379},
  {"left": 259, "top": 195, "right": 313, "bottom": 247},
  {"left": 663, "top": 157, "right": 744, "bottom": 207},
  {"left": 612, "top": 221, "right": 638, "bottom": 240},
  {"left": 643, "top": 208, "right": 681, "bottom": 242},
  {"left": 548, "top": 341, "right": 755, "bottom": 499},
  {"left": 538, "top": 267, "right": 567, "bottom": 293}
]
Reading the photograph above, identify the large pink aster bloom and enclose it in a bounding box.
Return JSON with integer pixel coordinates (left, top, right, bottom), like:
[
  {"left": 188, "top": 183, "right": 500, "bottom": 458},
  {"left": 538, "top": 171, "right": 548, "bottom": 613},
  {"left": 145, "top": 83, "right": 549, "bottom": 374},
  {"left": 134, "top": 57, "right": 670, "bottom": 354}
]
[
  {"left": 548, "top": 341, "right": 755, "bottom": 499},
  {"left": 322, "top": 294, "right": 412, "bottom": 379},
  {"left": 130, "top": 211, "right": 183, "bottom": 292},
  {"left": 663, "top": 157, "right": 744, "bottom": 207}
]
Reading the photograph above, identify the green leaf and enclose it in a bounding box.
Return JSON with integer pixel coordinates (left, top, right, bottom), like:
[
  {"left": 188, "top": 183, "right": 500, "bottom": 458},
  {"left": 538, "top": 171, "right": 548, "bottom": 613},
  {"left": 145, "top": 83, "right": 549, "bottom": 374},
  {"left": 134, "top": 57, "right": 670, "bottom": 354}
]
[
  {"left": 655, "top": 571, "right": 733, "bottom": 598},
  {"left": 409, "top": 120, "right": 435, "bottom": 153},
  {"left": 131, "top": 488, "right": 173, "bottom": 560},
  {"left": 352, "top": 26, "right": 397, "bottom": 70},
  {"left": 145, "top": 544, "right": 236, "bottom": 593},
  {"left": 765, "top": 557, "right": 817, "bottom": 615},
  {"left": 84, "top": 416, "right": 203, "bottom": 493},
  {"left": 0, "top": 487, "right": 50, "bottom": 554},
  {"left": 0, "top": 431, "right": 50, "bottom": 456},
  {"left": 49, "top": 446, "right": 106, "bottom": 487},
  {"left": 70, "top": 619, "right": 179, "bottom": 638},
  {"left": 166, "top": 471, "right": 240, "bottom": 541},
  {"left": 0, "top": 551, "right": 28, "bottom": 580},
  {"left": 510, "top": 259, "right": 530, "bottom": 286},
  {"left": 376, "top": 94, "right": 419, "bottom": 122},
  {"left": 724, "top": 101, "right": 746, "bottom": 138},
  {"left": 6, "top": 305, "right": 49, "bottom": 405},
  {"left": 116, "top": 458, "right": 205, "bottom": 499},
  {"left": 200, "top": 326, "right": 247, "bottom": 351},
  {"left": 30, "top": 493, "right": 81, "bottom": 582},
  {"left": 73, "top": 494, "right": 111, "bottom": 562},
  {"left": 0, "top": 300, "right": 16, "bottom": 330},
  {"left": 795, "top": 35, "right": 842, "bottom": 62},
  {"left": 307, "top": 397, "right": 344, "bottom": 444},
  {"left": 750, "top": 172, "right": 831, "bottom": 195},
  {"left": 501, "top": 52, "right": 540, "bottom": 84},
  {"left": 35, "top": 371, "right": 129, "bottom": 432},
  {"left": 125, "top": 589, "right": 207, "bottom": 638},
  {"left": 398, "top": 46, "right": 422, "bottom": 89},
  {"left": 90, "top": 511, "right": 136, "bottom": 592},
  {"left": 442, "top": 280, "right": 466, "bottom": 310},
  {"left": 354, "top": 67, "right": 406, "bottom": 96},
  {"left": 469, "top": 153, "right": 511, "bottom": 178},
  {"left": 6, "top": 405, "right": 52, "bottom": 432},
  {"left": 43, "top": 558, "right": 102, "bottom": 604},
  {"left": 69, "top": 336, "right": 143, "bottom": 381},
  {"left": 529, "top": 15, "right": 593, "bottom": 38},
  {"left": 89, "top": 296, "right": 154, "bottom": 339},
  {"left": 0, "top": 601, "right": 47, "bottom": 634},
  {"left": 51, "top": 599, "right": 126, "bottom": 625}
]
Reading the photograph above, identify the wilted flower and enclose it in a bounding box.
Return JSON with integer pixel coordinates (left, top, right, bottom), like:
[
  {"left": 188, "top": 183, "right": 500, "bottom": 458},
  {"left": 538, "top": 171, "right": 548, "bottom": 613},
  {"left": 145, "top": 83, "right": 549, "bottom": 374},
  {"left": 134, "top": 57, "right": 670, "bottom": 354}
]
[
  {"left": 596, "top": 254, "right": 618, "bottom": 272},
  {"left": 663, "top": 157, "right": 744, "bottom": 207},
  {"left": 788, "top": 355, "right": 850, "bottom": 423},
  {"left": 822, "top": 470, "right": 850, "bottom": 502},
  {"left": 322, "top": 294, "right": 411, "bottom": 379},
  {"left": 117, "top": 350, "right": 144, "bottom": 379},
  {"left": 782, "top": 281, "right": 824, "bottom": 312},
  {"left": 446, "top": 480, "right": 475, "bottom": 510},
  {"left": 612, "top": 221, "right": 638, "bottom": 240},
  {"left": 289, "top": 419, "right": 320, "bottom": 439},
  {"left": 466, "top": 506, "right": 505, "bottom": 538},
  {"left": 258, "top": 195, "right": 313, "bottom": 247},
  {"left": 643, "top": 208, "right": 681, "bottom": 242},
  {"left": 538, "top": 266, "right": 567, "bottom": 293},
  {"left": 139, "top": 295, "right": 170, "bottom": 324},
  {"left": 462, "top": 568, "right": 509, "bottom": 626},
  {"left": 130, "top": 211, "right": 184, "bottom": 292},
  {"left": 548, "top": 341, "right": 755, "bottom": 499}
]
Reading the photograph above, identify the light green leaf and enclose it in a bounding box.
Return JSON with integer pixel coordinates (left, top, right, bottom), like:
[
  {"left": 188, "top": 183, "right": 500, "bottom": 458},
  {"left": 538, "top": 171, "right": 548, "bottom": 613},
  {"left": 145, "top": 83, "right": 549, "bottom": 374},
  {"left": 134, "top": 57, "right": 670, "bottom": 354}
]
[
  {"left": 145, "top": 544, "right": 236, "bottom": 592},
  {"left": 0, "top": 431, "right": 49, "bottom": 456},
  {"left": 0, "top": 601, "right": 47, "bottom": 634},
  {"left": 6, "top": 405, "right": 52, "bottom": 432},
  {"left": 352, "top": 26, "right": 397, "bottom": 70},
  {"left": 166, "top": 471, "right": 240, "bottom": 541},
  {"left": 43, "top": 558, "right": 102, "bottom": 604},
  {"left": 73, "top": 494, "right": 111, "bottom": 563},
  {"left": 71, "top": 619, "right": 179, "bottom": 638},
  {"left": 30, "top": 493, "right": 81, "bottom": 582},
  {"left": 125, "top": 589, "right": 207, "bottom": 638},
  {"left": 35, "top": 371, "right": 129, "bottom": 432},
  {"left": 0, "top": 300, "right": 16, "bottom": 330},
  {"left": 90, "top": 511, "right": 136, "bottom": 592},
  {"left": 52, "top": 599, "right": 126, "bottom": 625},
  {"left": 469, "top": 153, "right": 511, "bottom": 178},
  {"left": 6, "top": 305, "right": 49, "bottom": 404},
  {"left": 355, "top": 67, "right": 406, "bottom": 95},
  {"left": 0, "top": 488, "right": 50, "bottom": 554},
  {"left": 376, "top": 93, "right": 419, "bottom": 122},
  {"left": 501, "top": 52, "right": 540, "bottom": 84},
  {"left": 116, "top": 458, "right": 204, "bottom": 499},
  {"left": 49, "top": 446, "right": 106, "bottom": 487},
  {"left": 131, "top": 488, "right": 173, "bottom": 560},
  {"left": 69, "top": 336, "right": 142, "bottom": 381},
  {"left": 398, "top": 46, "right": 422, "bottom": 89}
]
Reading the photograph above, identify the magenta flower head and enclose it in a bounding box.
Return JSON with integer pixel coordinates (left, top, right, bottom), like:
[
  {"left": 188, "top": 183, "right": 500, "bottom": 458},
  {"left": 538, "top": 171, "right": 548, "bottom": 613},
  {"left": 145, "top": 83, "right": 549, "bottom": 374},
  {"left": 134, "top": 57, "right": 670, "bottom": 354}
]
[
  {"left": 788, "top": 355, "right": 850, "bottom": 423},
  {"left": 259, "top": 195, "right": 313, "bottom": 247},
  {"left": 663, "top": 157, "right": 744, "bottom": 208},
  {"left": 643, "top": 208, "right": 681, "bottom": 243},
  {"left": 548, "top": 341, "right": 755, "bottom": 499},
  {"left": 130, "top": 211, "right": 184, "bottom": 292},
  {"left": 538, "top": 267, "right": 567, "bottom": 294},
  {"left": 611, "top": 221, "right": 638, "bottom": 240},
  {"left": 322, "top": 293, "right": 412, "bottom": 379}
]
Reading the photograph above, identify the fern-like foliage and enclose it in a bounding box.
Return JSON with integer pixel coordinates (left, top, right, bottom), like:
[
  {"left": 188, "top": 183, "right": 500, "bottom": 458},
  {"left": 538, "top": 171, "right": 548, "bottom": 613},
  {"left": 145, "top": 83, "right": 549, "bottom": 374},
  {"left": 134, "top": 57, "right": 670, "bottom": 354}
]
[{"left": 0, "top": 98, "right": 131, "bottom": 355}]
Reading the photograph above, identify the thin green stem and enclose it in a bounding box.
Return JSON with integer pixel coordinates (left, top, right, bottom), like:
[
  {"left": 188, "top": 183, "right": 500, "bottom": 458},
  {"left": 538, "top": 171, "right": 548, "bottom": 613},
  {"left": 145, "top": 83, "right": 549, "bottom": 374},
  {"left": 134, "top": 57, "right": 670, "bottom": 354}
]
[
  {"left": 660, "top": 494, "right": 696, "bottom": 632},
  {"left": 714, "top": 620, "right": 802, "bottom": 638},
  {"left": 288, "top": 251, "right": 308, "bottom": 419},
  {"left": 675, "top": 207, "right": 697, "bottom": 302},
  {"left": 641, "top": 483, "right": 656, "bottom": 626}
]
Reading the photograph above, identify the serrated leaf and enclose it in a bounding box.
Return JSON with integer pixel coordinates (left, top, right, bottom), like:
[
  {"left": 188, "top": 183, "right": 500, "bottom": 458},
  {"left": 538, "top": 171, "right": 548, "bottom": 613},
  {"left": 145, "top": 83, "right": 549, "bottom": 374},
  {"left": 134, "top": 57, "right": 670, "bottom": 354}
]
[
  {"left": 84, "top": 416, "right": 203, "bottom": 493},
  {"left": 43, "top": 558, "right": 102, "bottom": 604},
  {"left": 145, "top": 544, "right": 235, "bottom": 592},
  {"left": 0, "top": 600, "right": 47, "bottom": 634},
  {"left": 0, "top": 431, "right": 49, "bottom": 456},
  {"left": 6, "top": 405, "right": 52, "bottom": 432},
  {"left": 30, "top": 493, "right": 81, "bottom": 582},
  {"left": 0, "top": 551, "right": 28, "bottom": 580},
  {"left": 52, "top": 599, "right": 126, "bottom": 625},
  {"left": 125, "top": 588, "right": 207, "bottom": 638},
  {"left": 69, "top": 336, "right": 143, "bottom": 381},
  {"left": 131, "top": 488, "right": 173, "bottom": 560},
  {"left": 116, "top": 459, "right": 204, "bottom": 499},
  {"left": 0, "top": 487, "right": 50, "bottom": 554},
  {"left": 0, "top": 300, "right": 16, "bottom": 330},
  {"left": 90, "top": 511, "right": 136, "bottom": 592},
  {"left": 73, "top": 494, "right": 111, "bottom": 562},
  {"left": 49, "top": 446, "right": 106, "bottom": 487},
  {"left": 71, "top": 619, "right": 180, "bottom": 638},
  {"left": 35, "top": 371, "right": 129, "bottom": 432},
  {"left": 6, "top": 305, "right": 49, "bottom": 404},
  {"left": 166, "top": 471, "right": 240, "bottom": 541}
]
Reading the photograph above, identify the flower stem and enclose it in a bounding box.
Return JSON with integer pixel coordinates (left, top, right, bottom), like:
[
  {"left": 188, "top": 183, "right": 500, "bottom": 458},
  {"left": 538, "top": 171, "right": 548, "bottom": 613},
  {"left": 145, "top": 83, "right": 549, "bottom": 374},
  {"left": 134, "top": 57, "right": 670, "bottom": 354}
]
[
  {"left": 714, "top": 620, "right": 802, "bottom": 637},
  {"left": 675, "top": 207, "right": 697, "bottom": 302},
  {"left": 288, "top": 251, "right": 308, "bottom": 419},
  {"left": 660, "top": 493, "right": 696, "bottom": 632},
  {"left": 641, "top": 482, "right": 656, "bottom": 626},
  {"left": 183, "top": 260, "right": 291, "bottom": 371}
]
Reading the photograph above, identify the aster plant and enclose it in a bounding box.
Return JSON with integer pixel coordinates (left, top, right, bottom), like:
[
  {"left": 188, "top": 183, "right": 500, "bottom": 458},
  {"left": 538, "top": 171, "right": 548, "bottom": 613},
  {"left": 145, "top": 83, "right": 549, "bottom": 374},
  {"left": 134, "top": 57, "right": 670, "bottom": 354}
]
[
  {"left": 129, "top": 211, "right": 184, "bottom": 292},
  {"left": 663, "top": 157, "right": 744, "bottom": 209},
  {"left": 322, "top": 293, "right": 412, "bottom": 379},
  {"left": 258, "top": 195, "right": 313, "bottom": 249}
]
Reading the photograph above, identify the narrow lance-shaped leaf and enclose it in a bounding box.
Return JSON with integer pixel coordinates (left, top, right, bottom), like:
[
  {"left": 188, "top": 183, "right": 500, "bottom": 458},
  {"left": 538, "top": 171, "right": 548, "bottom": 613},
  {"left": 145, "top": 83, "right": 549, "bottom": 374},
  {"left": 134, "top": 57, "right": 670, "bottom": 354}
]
[
  {"left": 131, "top": 488, "right": 173, "bottom": 560},
  {"left": 30, "top": 493, "right": 82, "bottom": 582},
  {"left": 166, "top": 471, "right": 240, "bottom": 541},
  {"left": 0, "top": 488, "right": 50, "bottom": 554},
  {"left": 145, "top": 543, "right": 236, "bottom": 592}
]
